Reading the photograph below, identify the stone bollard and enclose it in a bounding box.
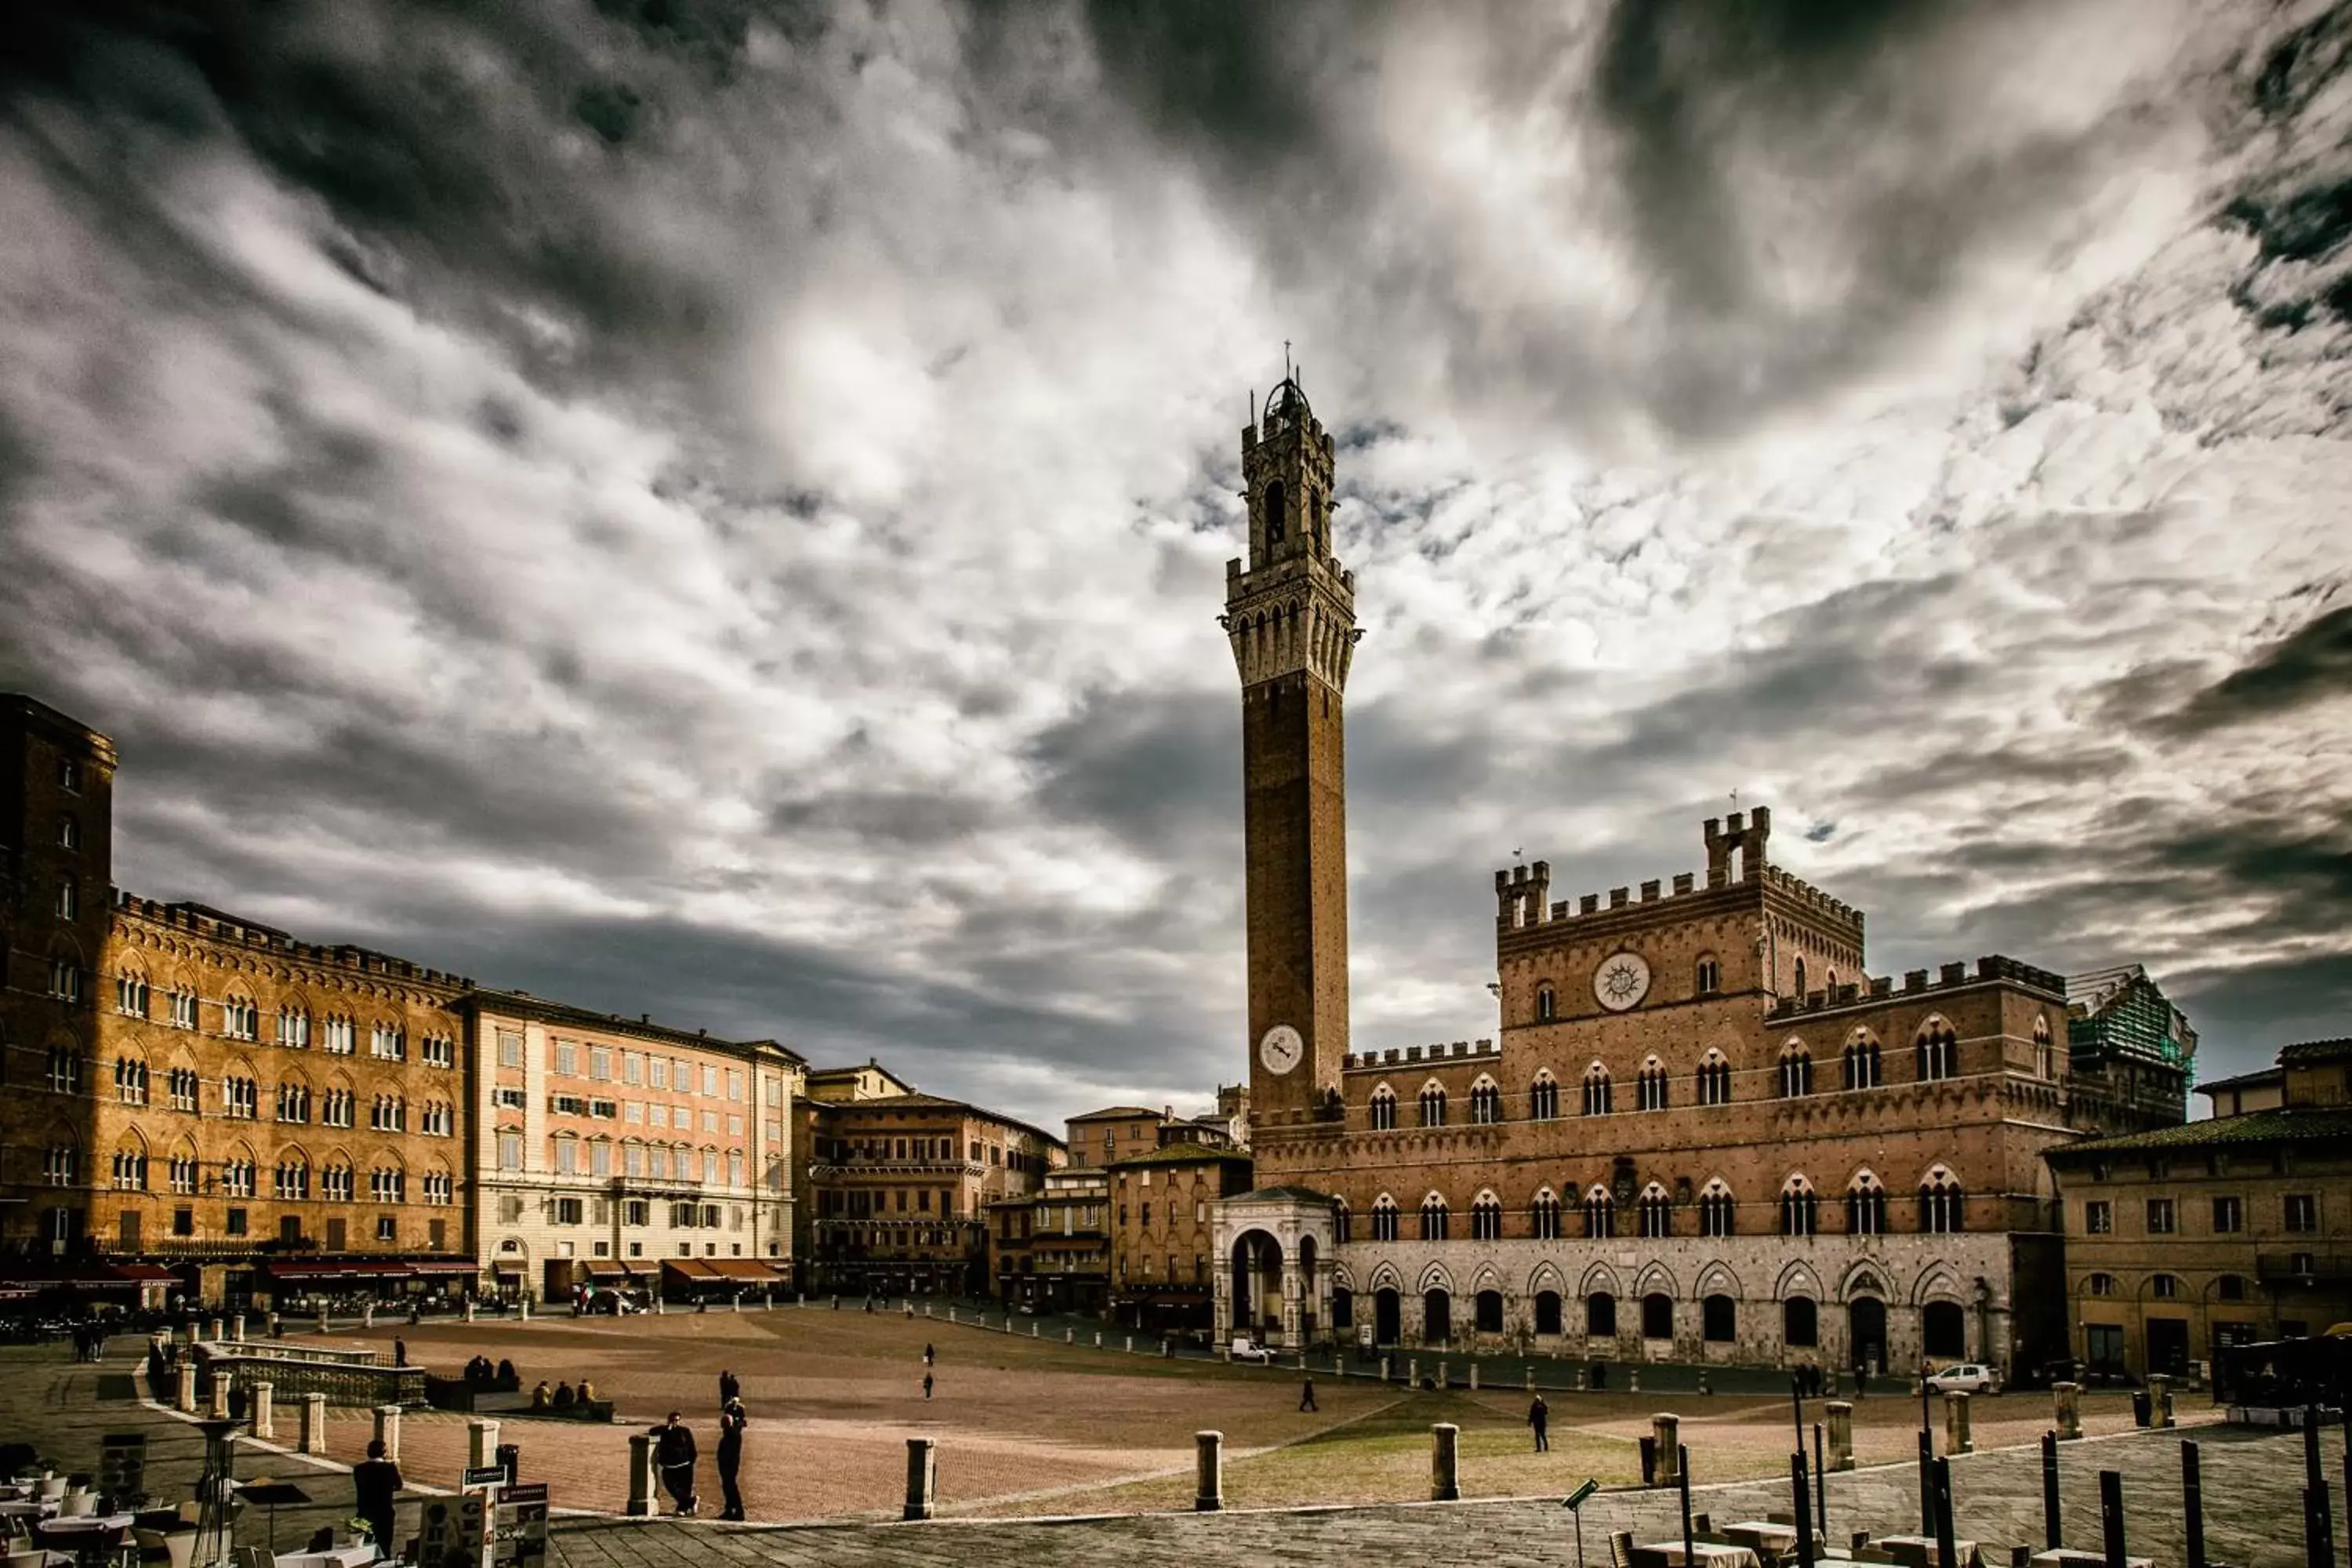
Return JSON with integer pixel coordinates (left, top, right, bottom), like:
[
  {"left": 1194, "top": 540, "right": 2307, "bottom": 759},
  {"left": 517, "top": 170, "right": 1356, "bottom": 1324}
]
[
  {"left": 230, "top": 1313, "right": 246, "bottom": 1342},
  {"left": 1698, "top": 1369, "right": 1711, "bottom": 1396},
  {"left": 1431, "top": 1423, "right": 1461, "bottom": 1502},
  {"left": 521, "top": 1297, "right": 533, "bottom": 1320},
  {"left": 1652, "top": 1414, "right": 1681, "bottom": 1484},
  {"left": 1194, "top": 1431, "right": 1224, "bottom": 1512},
  {"left": 301, "top": 1393, "right": 328, "bottom": 1456},
  {"left": 1381, "top": 1356, "right": 1391, "bottom": 1383},
  {"left": 1827, "top": 1400, "right": 1855, "bottom": 1471},
  {"left": 1437, "top": 1359, "right": 1448, "bottom": 1389},
  {"left": 1468, "top": 1364, "right": 1479, "bottom": 1392},
  {"left": 207, "top": 1316, "right": 223, "bottom": 1343},
  {"left": 1094, "top": 1331, "right": 1103, "bottom": 1348},
  {"left": 176, "top": 1361, "right": 197, "bottom": 1414},
  {"left": 1031, "top": 1323, "right": 1039, "bottom": 1338},
  {"left": 1409, "top": 1357, "right": 1420, "bottom": 1387},
  {"left": 361, "top": 1304, "right": 374, "bottom": 1329},
  {"left": 1574, "top": 1365, "right": 1587, "bottom": 1392},
  {"left": 924, "top": 1303, "right": 933, "bottom": 1318},
  {"left": 468, "top": 1419, "right": 499, "bottom": 1472},
  {"left": 1065, "top": 1328, "right": 1074, "bottom": 1345},
  {"left": 2053, "top": 1381, "right": 2083, "bottom": 1441},
  {"left": 902, "top": 1437, "right": 937, "bottom": 1520},
  {"left": 1944, "top": 1390, "right": 1973, "bottom": 1454},
  {"left": 2149, "top": 1374, "right": 2175, "bottom": 1428},
  {"left": 1526, "top": 1367, "right": 1536, "bottom": 1391},
  {"left": 317, "top": 1308, "right": 329, "bottom": 1336},
  {"left": 268, "top": 1312, "right": 282, "bottom": 1338},
  {"left": 902, "top": 1301, "right": 912, "bottom": 1318},
  {"left": 1125, "top": 1335, "right": 1134, "bottom": 1352},
  {"left": 249, "top": 1381, "right": 274, "bottom": 1439},
  {"left": 626, "top": 1434, "right": 656, "bottom": 1516},
  {"left": 208, "top": 1373, "right": 230, "bottom": 1421},
  {"left": 464, "top": 1298, "right": 477, "bottom": 1323},
  {"left": 373, "top": 1405, "right": 402, "bottom": 1464},
  {"left": 1629, "top": 1368, "right": 1641, "bottom": 1394},
  {"left": 948, "top": 1307, "right": 957, "bottom": 1324},
  {"left": 734, "top": 1296, "right": 744, "bottom": 1313}
]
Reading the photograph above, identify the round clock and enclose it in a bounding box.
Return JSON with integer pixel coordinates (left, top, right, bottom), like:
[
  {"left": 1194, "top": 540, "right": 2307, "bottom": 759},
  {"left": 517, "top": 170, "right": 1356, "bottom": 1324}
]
[
  {"left": 1259, "top": 1023, "right": 1305, "bottom": 1075},
  {"left": 1592, "top": 951, "right": 1652, "bottom": 1012}
]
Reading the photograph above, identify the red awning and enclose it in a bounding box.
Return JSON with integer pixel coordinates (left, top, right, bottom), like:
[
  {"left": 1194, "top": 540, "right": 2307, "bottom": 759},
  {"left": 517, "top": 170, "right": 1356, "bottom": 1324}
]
[
  {"left": 700, "top": 1260, "right": 785, "bottom": 1283},
  {"left": 408, "top": 1261, "right": 477, "bottom": 1276},
  {"left": 660, "top": 1260, "right": 722, "bottom": 1281},
  {"left": 264, "top": 1261, "right": 416, "bottom": 1283}
]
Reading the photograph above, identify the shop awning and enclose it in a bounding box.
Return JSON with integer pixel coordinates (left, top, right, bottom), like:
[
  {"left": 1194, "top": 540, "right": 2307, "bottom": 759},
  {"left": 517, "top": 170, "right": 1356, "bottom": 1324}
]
[
  {"left": 264, "top": 1261, "right": 419, "bottom": 1284},
  {"left": 661, "top": 1260, "right": 722, "bottom": 1282},
  {"left": 0, "top": 1261, "right": 179, "bottom": 1293},
  {"left": 408, "top": 1261, "right": 477, "bottom": 1277},
  {"left": 580, "top": 1261, "right": 631, "bottom": 1280},
  {"left": 702, "top": 1260, "right": 785, "bottom": 1283}
]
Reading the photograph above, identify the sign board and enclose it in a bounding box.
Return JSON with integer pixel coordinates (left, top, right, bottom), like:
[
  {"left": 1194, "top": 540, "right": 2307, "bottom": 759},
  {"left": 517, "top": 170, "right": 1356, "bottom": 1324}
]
[
  {"left": 416, "top": 1489, "right": 490, "bottom": 1568},
  {"left": 463, "top": 1467, "right": 507, "bottom": 1488},
  {"left": 492, "top": 1483, "right": 547, "bottom": 1568},
  {"left": 1563, "top": 1479, "right": 1600, "bottom": 1511}
]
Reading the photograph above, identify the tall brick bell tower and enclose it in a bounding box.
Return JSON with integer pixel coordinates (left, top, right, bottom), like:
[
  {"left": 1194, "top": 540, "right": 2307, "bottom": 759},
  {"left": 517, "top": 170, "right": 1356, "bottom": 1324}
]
[{"left": 1222, "top": 372, "right": 1360, "bottom": 1142}]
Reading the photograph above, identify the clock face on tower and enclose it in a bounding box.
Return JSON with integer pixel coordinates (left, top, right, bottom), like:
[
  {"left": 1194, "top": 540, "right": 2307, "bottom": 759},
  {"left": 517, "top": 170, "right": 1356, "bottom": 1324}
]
[
  {"left": 1593, "top": 951, "right": 1652, "bottom": 1012},
  {"left": 1258, "top": 1023, "right": 1305, "bottom": 1075}
]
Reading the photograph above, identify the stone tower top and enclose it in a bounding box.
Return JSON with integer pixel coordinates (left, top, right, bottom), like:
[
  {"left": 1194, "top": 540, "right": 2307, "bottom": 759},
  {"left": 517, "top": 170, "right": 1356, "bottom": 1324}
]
[{"left": 1222, "top": 371, "right": 1361, "bottom": 692}]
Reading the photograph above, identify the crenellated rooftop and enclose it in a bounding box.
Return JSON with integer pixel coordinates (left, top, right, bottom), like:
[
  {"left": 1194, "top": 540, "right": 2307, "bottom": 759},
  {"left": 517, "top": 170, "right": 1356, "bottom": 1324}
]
[
  {"left": 1761, "top": 953, "right": 2066, "bottom": 1021},
  {"left": 1342, "top": 1037, "right": 1498, "bottom": 1073},
  {"left": 1494, "top": 808, "right": 1861, "bottom": 936},
  {"left": 111, "top": 888, "right": 473, "bottom": 989}
]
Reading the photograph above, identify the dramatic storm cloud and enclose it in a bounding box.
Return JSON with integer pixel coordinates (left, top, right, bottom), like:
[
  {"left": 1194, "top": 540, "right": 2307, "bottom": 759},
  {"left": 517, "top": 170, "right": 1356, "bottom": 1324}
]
[{"left": 3, "top": 0, "right": 2347, "bottom": 1124}]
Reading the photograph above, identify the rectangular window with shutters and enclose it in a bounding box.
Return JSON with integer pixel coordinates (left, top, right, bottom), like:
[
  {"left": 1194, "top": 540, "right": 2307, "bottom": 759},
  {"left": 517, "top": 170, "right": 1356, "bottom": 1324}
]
[
  {"left": 2286, "top": 1193, "right": 2318, "bottom": 1232},
  {"left": 2146, "top": 1199, "right": 2175, "bottom": 1235},
  {"left": 554, "top": 1198, "right": 583, "bottom": 1225},
  {"left": 2085, "top": 1201, "right": 2112, "bottom": 1234},
  {"left": 498, "top": 1030, "right": 524, "bottom": 1068},
  {"left": 554, "top": 1041, "right": 577, "bottom": 1076},
  {"left": 2212, "top": 1196, "right": 2243, "bottom": 1234}
]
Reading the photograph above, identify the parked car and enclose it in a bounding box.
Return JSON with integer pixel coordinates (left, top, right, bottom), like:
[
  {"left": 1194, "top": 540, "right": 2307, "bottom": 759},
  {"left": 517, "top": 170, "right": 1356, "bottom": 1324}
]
[
  {"left": 1925, "top": 1363, "right": 2001, "bottom": 1395},
  {"left": 1229, "top": 1338, "right": 1274, "bottom": 1364}
]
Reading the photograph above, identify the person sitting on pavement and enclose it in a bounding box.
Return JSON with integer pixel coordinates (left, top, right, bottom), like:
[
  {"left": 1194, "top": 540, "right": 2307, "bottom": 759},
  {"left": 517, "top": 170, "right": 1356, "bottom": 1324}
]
[
  {"left": 577, "top": 1377, "right": 598, "bottom": 1405},
  {"left": 497, "top": 1358, "right": 518, "bottom": 1388},
  {"left": 531, "top": 1380, "right": 553, "bottom": 1410},
  {"left": 552, "top": 1381, "right": 576, "bottom": 1409}
]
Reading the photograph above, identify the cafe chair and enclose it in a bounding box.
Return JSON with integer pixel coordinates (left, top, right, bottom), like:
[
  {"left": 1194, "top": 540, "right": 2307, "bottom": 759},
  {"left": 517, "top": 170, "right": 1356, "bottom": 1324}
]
[
  {"left": 32, "top": 1482, "right": 64, "bottom": 1505},
  {"left": 1609, "top": 1530, "right": 1637, "bottom": 1568},
  {"left": 53, "top": 1494, "right": 93, "bottom": 1521}
]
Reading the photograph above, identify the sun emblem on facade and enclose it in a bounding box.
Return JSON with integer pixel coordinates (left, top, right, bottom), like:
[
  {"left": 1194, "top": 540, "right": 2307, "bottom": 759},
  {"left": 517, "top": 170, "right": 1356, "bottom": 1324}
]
[{"left": 1592, "top": 950, "right": 1652, "bottom": 1012}]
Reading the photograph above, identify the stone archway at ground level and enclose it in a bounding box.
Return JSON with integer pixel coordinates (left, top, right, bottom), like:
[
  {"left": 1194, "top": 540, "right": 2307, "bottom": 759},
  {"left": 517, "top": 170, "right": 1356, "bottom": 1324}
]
[
  {"left": 1422, "top": 1288, "right": 1451, "bottom": 1343},
  {"left": 1374, "top": 1287, "right": 1402, "bottom": 1345},
  {"left": 1850, "top": 1296, "right": 1888, "bottom": 1374},
  {"left": 1230, "top": 1231, "right": 1283, "bottom": 1337}
]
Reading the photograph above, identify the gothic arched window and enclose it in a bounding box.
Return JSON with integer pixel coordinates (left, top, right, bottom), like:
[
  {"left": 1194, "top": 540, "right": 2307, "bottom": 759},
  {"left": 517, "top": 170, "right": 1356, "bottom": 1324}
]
[
  {"left": 1367, "top": 1085, "right": 1397, "bottom": 1131},
  {"left": 1637, "top": 1056, "right": 1669, "bottom": 1112},
  {"left": 1780, "top": 1176, "right": 1818, "bottom": 1237},
  {"left": 1696, "top": 1050, "right": 1733, "bottom": 1106},
  {"left": 1698, "top": 1179, "right": 1736, "bottom": 1238},
  {"left": 1468, "top": 1078, "right": 1501, "bottom": 1124},
  {"left": 1583, "top": 1185, "right": 1615, "bottom": 1239},
  {"left": 1582, "top": 1064, "right": 1613, "bottom": 1116},
  {"left": 1264, "top": 480, "right": 1287, "bottom": 544},
  {"left": 1529, "top": 1072, "right": 1559, "bottom": 1120},
  {"left": 1842, "top": 1029, "right": 1882, "bottom": 1091},
  {"left": 1370, "top": 1193, "right": 1400, "bottom": 1243},
  {"left": 1638, "top": 1182, "right": 1672, "bottom": 1239},
  {"left": 1530, "top": 1187, "right": 1561, "bottom": 1241},
  {"left": 1418, "top": 1082, "right": 1447, "bottom": 1128},
  {"left": 1470, "top": 1191, "right": 1502, "bottom": 1241},
  {"left": 1694, "top": 955, "right": 1721, "bottom": 995},
  {"left": 1915, "top": 1018, "right": 1958, "bottom": 1081},
  {"left": 1418, "top": 1192, "right": 1450, "bottom": 1241},
  {"left": 1794, "top": 957, "right": 1808, "bottom": 995},
  {"left": 1846, "top": 1171, "right": 1888, "bottom": 1236},
  {"left": 1535, "top": 983, "right": 1557, "bottom": 1022},
  {"left": 1920, "top": 1167, "right": 1965, "bottom": 1233},
  {"left": 1780, "top": 1039, "right": 1814, "bottom": 1098}
]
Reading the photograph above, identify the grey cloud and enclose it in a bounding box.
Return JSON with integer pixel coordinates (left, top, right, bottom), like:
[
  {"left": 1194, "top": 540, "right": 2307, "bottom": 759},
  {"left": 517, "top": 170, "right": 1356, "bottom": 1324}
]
[{"left": 2158, "top": 604, "right": 2352, "bottom": 734}]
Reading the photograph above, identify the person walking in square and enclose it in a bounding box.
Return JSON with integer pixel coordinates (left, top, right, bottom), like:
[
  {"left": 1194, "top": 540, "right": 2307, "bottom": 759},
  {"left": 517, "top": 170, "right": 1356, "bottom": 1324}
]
[
  {"left": 715, "top": 1398, "right": 747, "bottom": 1521},
  {"left": 922, "top": 1343, "right": 934, "bottom": 1367},
  {"left": 1298, "top": 1375, "right": 1317, "bottom": 1412},
  {"left": 1528, "top": 1394, "right": 1549, "bottom": 1453},
  {"left": 654, "top": 1411, "right": 699, "bottom": 1515},
  {"left": 353, "top": 1438, "right": 402, "bottom": 1556},
  {"left": 922, "top": 1371, "right": 934, "bottom": 1402},
  {"left": 717, "top": 1368, "right": 740, "bottom": 1407}
]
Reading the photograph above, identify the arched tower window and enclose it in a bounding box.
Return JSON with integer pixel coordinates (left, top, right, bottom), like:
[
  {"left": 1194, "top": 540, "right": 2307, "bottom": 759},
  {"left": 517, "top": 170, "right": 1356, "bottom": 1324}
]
[
  {"left": 1418, "top": 1192, "right": 1450, "bottom": 1241},
  {"left": 1468, "top": 1077, "right": 1501, "bottom": 1124},
  {"left": 1264, "top": 480, "right": 1287, "bottom": 544},
  {"left": 1842, "top": 1029, "right": 1882, "bottom": 1091},
  {"left": 1582, "top": 1063, "right": 1613, "bottom": 1116},
  {"left": 1333, "top": 1199, "right": 1351, "bottom": 1243},
  {"left": 1535, "top": 983, "right": 1557, "bottom": 1022},
  {"left": 1417, "top": 1082, "right": 1447, "bottom": 1128},
  {"left": 1794, "top": 957, "right": 1808, "bottom": 995},
  {"left": 1367, "top": 1085, "right": 1397, "bottom": 1131},
  {"left": 2033, "top": 1015, "right": 2054, "bottom": 1080},
  {"left": 1694, "top": 955, "right": 1721, "bottom": 995},
  {"left": 1469, "top": 1190, "right": 1502, "bottom": 1241},
  {"left": 1779, "top": 1039, "right": 1813, "bottom": 1098},
  {"left": 1916, "top": 1018, "right": 1958, "bottom": 1081},
  {"left": 1370, "top": 1193, "right": 1400, "bottom": 1243}
]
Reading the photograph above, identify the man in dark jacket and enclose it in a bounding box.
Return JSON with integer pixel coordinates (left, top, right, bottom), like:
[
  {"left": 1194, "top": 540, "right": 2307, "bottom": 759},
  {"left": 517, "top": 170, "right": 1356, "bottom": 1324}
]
[
  {"left": 654, "top": 1412, "right": 698, "bottom": 1515},
  {"left": 716, "top": 1398, "right": 748, "bottom": 1521},
  {"left": 717, "top": 1369, "right": 740, "bottom": 1406},
  {"left": 353, "top": 1439, "right": 401, "bottom": 1556},
  {"left": 1528, "top": 1395, "right": 1550, "bottom": 1452}
]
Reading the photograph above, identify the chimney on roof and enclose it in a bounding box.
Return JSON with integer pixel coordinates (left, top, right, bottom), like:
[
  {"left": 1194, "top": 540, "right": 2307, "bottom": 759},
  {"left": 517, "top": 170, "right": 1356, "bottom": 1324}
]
[
  {"left": 1163, "top": 1105, "right": 1171, "bottom": 1120},
  {"left": 640, "top": 1013, "right": 649, "bottom": 1024}
]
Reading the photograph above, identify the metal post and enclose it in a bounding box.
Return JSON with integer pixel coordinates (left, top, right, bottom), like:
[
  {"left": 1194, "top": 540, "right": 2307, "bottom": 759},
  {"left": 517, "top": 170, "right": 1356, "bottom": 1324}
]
[
  {"left": 2307, "top": 1410, "right": 2336, "bottom": 1568},
  {"left": 2183, "top": 1439, "right": 2206, "bottom": 1568},
  {"left": 1932, "top": 1456, "right": 1957, "bottom": 1568},
  {"left": 2042, "top": 1431, "right": 2063, "bottom": 1551},
  {"left": 2100, "top": 1469, "right": 2126, "bottom": 1568},
  {"left": 1813, "top": 1422, "right": 1827, "bottom": 1534},
  {"left": 1679, "top": 1446, "right": 1694, "bottom": 1565},
  {"left": 1918, "top": 1367, "right": 1936, "bottom": 1535},
  {"left": 1790, "top": 1453, "right": 1816, "bottom": 1568}
]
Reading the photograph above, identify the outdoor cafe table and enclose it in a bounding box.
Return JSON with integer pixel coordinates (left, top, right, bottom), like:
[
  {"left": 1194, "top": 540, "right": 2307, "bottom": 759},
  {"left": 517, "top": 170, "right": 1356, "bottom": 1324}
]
[
  {"left": 1723, "top": 1522, "right": 1799, "bottom": 1557},
  {"left": 0, "top": 1501, "right": 51, "bottom": 1521},
  {"left": 1639, "top": 1542, "right": 1762, "bottom": 1568}
]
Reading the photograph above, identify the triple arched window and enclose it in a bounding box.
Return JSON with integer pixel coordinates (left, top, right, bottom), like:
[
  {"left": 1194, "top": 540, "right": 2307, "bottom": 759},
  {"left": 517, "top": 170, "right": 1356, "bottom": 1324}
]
[
  {"left": 1419, "top": 1192, "right": 1450, "bottom": 1241},
  {"left": 1470, "top": 1191, "right": 1502, "bottom": 1241},
  {"left": 1637, "top": 1182, "right": 1672, "bottom": 1238},
  {"left": 1779, "top": 1040, "right": 1813, "bottom": 1097},
  {"left": 1582, "top": 1064, "right": 1613, "bottom": 1116},
  {"left": 1418, "top": 1083, "right": 1447, "bottom": 1128},
  {"left": 1583, "top": 1185, "right": 1615, "bottom": 1239},
  {"left": 1698, "top": 1179, "right": 1736, "bottom": 1238},
  {"left": 1370, "top": 1194, "right": 1400, "bottom": 1243},
  {"left": 1916, "top": 1018, "right": 1958, "bottom": 1080},
  {"left": 1636, "top": 1056, "right": 1669, "bottom": 1112},
  {"left": 1842, "top": 1030, "right": 1882, "bottom": 1091},
  {"left": 1368, "top": 1086, "right": 1397, "bottom": 1131},
  {"left": 1920, "top": 1167, "right": 1965, "bottom": 1233},
  {"left": 1846, "top": 1172, "right": 1889, "bottom": 1236},
  {"left": 1529, "top": 1073, "right": 1560, "bottom": 1120},
  {"left": 1696, "top": 1050, "right": 1732, "bottom": 1105},
  {"left": 1468, "top": 1079, "right": 1501, "bottom": 1124},
  {"left": 1780, "top": 1176, "right": 1818, "bottom": 1237},
  {"left": 1530, "top": 1187, "right": 1562, "bottom": 1240}
]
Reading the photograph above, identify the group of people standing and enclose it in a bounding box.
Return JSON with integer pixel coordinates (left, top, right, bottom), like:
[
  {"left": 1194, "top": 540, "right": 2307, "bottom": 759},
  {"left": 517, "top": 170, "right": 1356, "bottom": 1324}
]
[{"left": 652, "top": 1369, "right": 749, "bottom": 1521}]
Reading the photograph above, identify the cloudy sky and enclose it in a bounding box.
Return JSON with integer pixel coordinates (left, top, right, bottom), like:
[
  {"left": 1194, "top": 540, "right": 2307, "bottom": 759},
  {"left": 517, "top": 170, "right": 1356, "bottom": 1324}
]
[{"left": 4, "top": 0, "right": 2348, "bottom": 1129}]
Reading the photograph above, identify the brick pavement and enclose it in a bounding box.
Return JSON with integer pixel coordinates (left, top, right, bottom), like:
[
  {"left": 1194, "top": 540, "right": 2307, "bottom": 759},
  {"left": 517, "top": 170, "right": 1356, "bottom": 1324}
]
[{"left": 0, "top": 1344, "right": 2332, "bottom": 1567}]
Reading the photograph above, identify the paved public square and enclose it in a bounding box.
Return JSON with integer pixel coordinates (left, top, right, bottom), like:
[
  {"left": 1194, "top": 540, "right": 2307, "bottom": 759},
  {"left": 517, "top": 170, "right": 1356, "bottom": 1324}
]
[{"left": 2, "top": 1314, "right": 2331, "bottom": 1566}]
